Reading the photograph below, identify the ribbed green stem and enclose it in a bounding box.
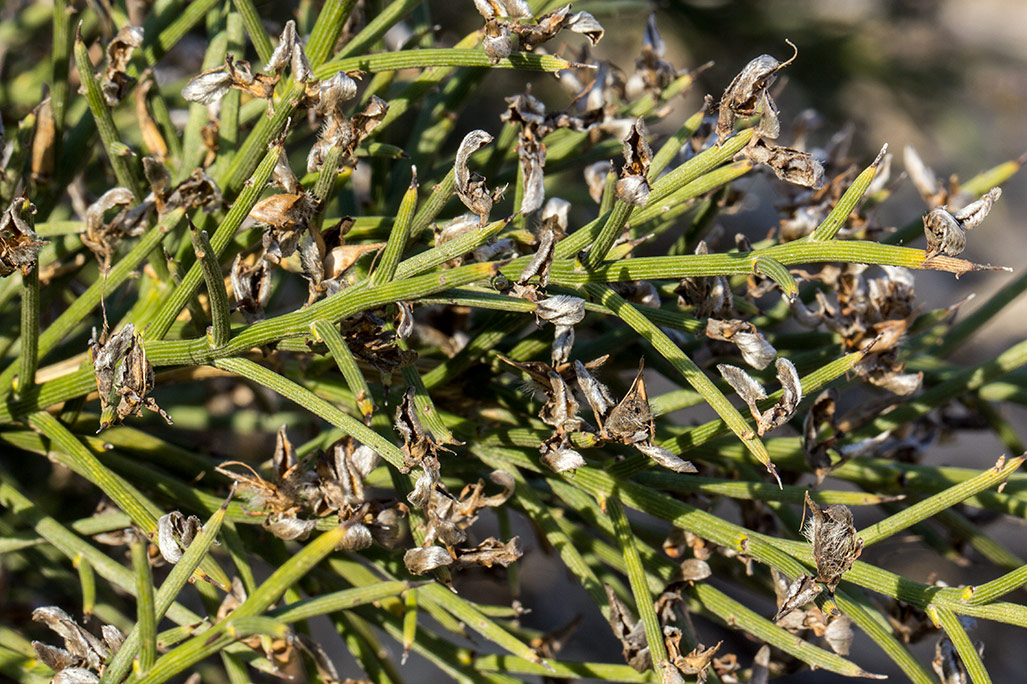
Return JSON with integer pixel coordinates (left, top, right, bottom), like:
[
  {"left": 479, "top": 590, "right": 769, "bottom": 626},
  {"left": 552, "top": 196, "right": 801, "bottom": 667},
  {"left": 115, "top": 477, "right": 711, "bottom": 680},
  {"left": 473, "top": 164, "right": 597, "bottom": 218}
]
[
  {"left": 74, "top": 553, "right": 95, "bottom": 619},
  {"left": 305, "top": 0, "right": 359, "bottom": 67},
  {"left": 933, "top": 606, "right": 991, "bottom": 684},
  {"left": 17, "top": 263, "right": 39, "bottom": 396},
  {"left": 808, "top": 147, "right": 885, "bottom": 241},
  {"left": 372, "top": 171, "right": 418, "bottom": 285},
  {"left": 230, "top": 0, "right": 273, "bottom": 64},
  {"left": 131, "top": 535, "right": 157, "bottom": 674},
  {"left": 73, "top": 35, "right": 145, "bottom": 198},
  {"left": 189, "top": 226, "right": 231, "bottom": 347},
  {"left": 607, "top": 496, "right": 667, "bottom": 671},
  {"left": 584, "top": 200, "right": 632, "bottom": 269},
  {"left": 312, "top": 320, "right": 375, "bottom": 423}
]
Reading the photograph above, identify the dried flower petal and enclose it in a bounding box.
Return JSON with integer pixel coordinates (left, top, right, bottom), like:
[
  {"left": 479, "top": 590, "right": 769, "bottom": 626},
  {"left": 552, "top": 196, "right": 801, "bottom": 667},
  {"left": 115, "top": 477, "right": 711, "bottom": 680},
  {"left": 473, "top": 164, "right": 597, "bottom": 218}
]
[
  {"left": 101, "top": 26, "right": 144, "bottom": 105},
  {"left": 264, "top": 513, "right": 317, "bottom": 541},
  {"left": 403, "top": 545, "right": 453, "bottom": 574},
  {"left": 535, "top": 294, "right": 586, "bottom": 327},
  {"left": 635, "top": 442, "right": 697, "bottom": 473},
  {"left": 0, "top": 198, "right": 45, "bottom": 277},
  {"left": 455, "top": 536, "right": 523, "bottom": 568},
  {"left": 32, "top": 607, "right": 108, "bottom": 671},
  {"left": 824, "top": 614, "right": 854, "bottom": 655},
  {"left": 157, "top": 511, "right": 203, "bottom": 564},
  {"left": 717, "top": 43, "right": 796, "bottom": 142},
  {"left": 615, "top": 118, "right": 652, "bottom": 206},
  {"left": 53, "top": 668, "right": 100, "bottom": 684},
  {"left": 717, "top": 364, "right": 767, "bottom": 416},
  {"left": 454, "top": 130, "right": 506, "bottom": 225},
  {"left": 518, "top": 226, "right": 557, "bottom": 287},
  {"left": 540, "top": 440, "right": 585, "bottom": 472},
  {"left": 743, "top": 139, "right": 825, "bottom": 188},
  {"left": 923, "top": 188, "right": 1001, "bottom": 258},
  {"left": 772, "top": 573, "right": 822, "bottom": 621},
  {"left": 903, "top": 144, "right": 941, "bottom": 205},
  {"left": 585, "top": 161, "right": 613, "bottom": 204},
  {"left": 757, "top": 357, "right": 802, "bottom": 435},
  {"left": 605, "top": 583, "right": 651, "bottom": 672},
  {"left": 552, "top": 324, "right": 574, "bottom": 366}
]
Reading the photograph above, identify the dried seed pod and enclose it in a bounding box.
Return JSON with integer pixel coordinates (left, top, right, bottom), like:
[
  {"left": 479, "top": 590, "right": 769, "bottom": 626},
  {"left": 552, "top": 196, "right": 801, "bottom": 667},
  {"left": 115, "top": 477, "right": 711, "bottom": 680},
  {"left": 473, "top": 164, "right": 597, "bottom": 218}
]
[
  {"left": 706, "top": 319, "right": 776, "bottom": 370},
  {"left": 803, "top": 389, "right": 838, "bottom": 482},
  {"left": 635, "top": 442, "right": 697, "bottom": 473},
  {"left": 513, "top": 5, "right": 604, "bottom": 50},
  {"left": 338, "top": 522, "right": 373, "bottom": 551},
  {"left": 156, "top": 511, "right": 203, "bottom": 563},
  {"left": 395, "top": 386, "right": 442, "bottom": 464},
  {"left": 264, "top": 513, "right": 317, "bottom": 541},
  {"left": 403, "top": 545, "right": 453, "bottom": 575},
  {"left": 89, "top": 324, "right": 172, "bottom": 432},
  {"left": 551, "top": 324, "right": 574, "bottom": 366},
  {"left": 772, "top": 573, "right": 822, "bottom": 621},
  {"left": 32, "top": 641, "right": 78, "bottom": 673},
  {"left": 0, "top": 198, "right": 46, "bottom": 277},
  {"left": 483, "top": 19, "right": 513, "bottom": 63},
  {"left": 717, "top": 42, "right": 796, "bottom": 142},
  {"left": 101, "top": 25, "right": 144, "bottom": 105},
  {"left": 824, "top": 614, "right": 854, "bottom": 655},
  {"left": 182, "top": 55, "right": 278, "bottom": 107},
  {"left": 454, "top": 130, "right": 506, "bottom": 224},
  {"left": 603, "top": 361, "right": 652, "bottom": 444},
  {"left": 803, "top": 491, "right": 862, "bottom": 593},
  {"left": 923, "top": 187, "right": 1001, "bottom": 257},
  {"left": 82, "top": 188, "right": 136, "bottom": 270},
  {"left": 264, "top": 20, "right": 313, "bottom": 82},
  {"left": 679, "top": 558, "right": 712, "bottom": 582},
  {"left": 903, "top": 144, "right": 942, "bottom": 205},
  {"left": 743, "top": 139, "right": 825, "bottom": 188},
  {"left": 615, "top": 118, "right": 652, "bottom": 206}
]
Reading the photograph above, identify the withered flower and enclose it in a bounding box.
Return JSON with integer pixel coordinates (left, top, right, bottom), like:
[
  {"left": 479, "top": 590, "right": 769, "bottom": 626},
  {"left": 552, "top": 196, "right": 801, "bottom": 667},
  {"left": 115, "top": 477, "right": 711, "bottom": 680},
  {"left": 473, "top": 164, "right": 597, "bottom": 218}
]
[
  {"left": 743, "top": 138, "right": 825, "bottom": 188},
  {"left": 156, "top": 510, "right": 203, "bottom": 564},
  {"left": 635, "top": 442, "right": 697, "bottom": 473},
  {"left": 675, "top": 241, "right": 733, "bottom": 318},
  {"left": 903, "top": 144, "right": 946, "bottom": 207},
  {"left": 604, "top": 583, "right": 651, "bottom": 672},
  {"left": 803, "top": 491, "right": 862, "bottom": 593},
  {"left": 665, "top": 634, "right": 722, "bottom": 683},
  {"left": 717, "top": 42, "right": 797, "bottom": 142},
  {"left": 679, "top": 558, "right": 712, "bottom": 583},
  {"left": 230, "top": 254, "right": 271, "bottom": 322},
  {"left": 535, "top": 294, "right": 586, "bottom": 327},
  {"left": 518, "top": 225, "right": 557, "bottom": 287},
  {"left": 90, "top": 324, "right": 172, "bottom": 432},
  {"left": 101, "top": 26, "right": 144, "bottom": 105},
  {"left": 82, "top": 187, "right": 137, "bottom": 271},
  {"left": 628, "top": 14, "right": 679, "bottom": 95},
  {"left": 803, "top": 389, "right": 839, "bottom": 483},
  {"left": 923, "top": 187, "right": 1002, "bottom": 258},
  {"left": 615, "top": 118, "right": 652, "bottom": 206},
  {"left": 551, "top": 324, "right": 574, "bottom": 366},
  {"left": 264, "top": 20, "right": 313, "bottom": 83},
  {"left": 308, "top": 94, "right": 389, "bottom": 173},
  {"left": 513, "top": 4, "right": 604, "bottom": 50},
  {"left": 541, "top": 197, "right": 571, "bottom": 236},
  {"left": 32, "top": 606, "right": 123, "bottom": 675},
  {"left": 403, "top": 545, "right": 453, "bottom": 575},
  {"left": 182, "top": 55, "right": 279, "bottom": 108},
  {"left": 933, "top": 635, "right": 982, "bottom": 684},
  {"left": 584, "top": 161, "right": 613, "bottom": 204},
  {"left": 454, "top": 130, "right": 507, "bottom": 225},
  {"left": 0, "top": 197, "right": 46, "bottom": 277},
  {"left": 705, "top": 318, "right": 776, "bottom": 370},
  {"left": 823, "top": 614, "right": 854, "bottom": 656},
  {"left": 603, "top": 362, "right": 652, "bottom": 444},
  {"left": 772, "top": 572, "right": 822, "bottom": 622},
  {"left": 718, "top": 358, "right": 801, "bottom": 436},
  {"left": 539, "top": 438, "right": 585, "bottom": 473},
  {"left": 454, "top": 536, "right": 523, "bottom": 569}
]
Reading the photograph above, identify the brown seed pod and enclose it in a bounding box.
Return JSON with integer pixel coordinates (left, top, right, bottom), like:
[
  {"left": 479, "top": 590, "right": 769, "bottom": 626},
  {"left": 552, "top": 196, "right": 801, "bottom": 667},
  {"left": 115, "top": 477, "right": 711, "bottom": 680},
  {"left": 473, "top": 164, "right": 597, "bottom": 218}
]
[
  {"left": 603, "top": 361, "right": 652, "bottom": 444},
  {"left": 803, "top": 491, "right": 862, "bottom": 593}
]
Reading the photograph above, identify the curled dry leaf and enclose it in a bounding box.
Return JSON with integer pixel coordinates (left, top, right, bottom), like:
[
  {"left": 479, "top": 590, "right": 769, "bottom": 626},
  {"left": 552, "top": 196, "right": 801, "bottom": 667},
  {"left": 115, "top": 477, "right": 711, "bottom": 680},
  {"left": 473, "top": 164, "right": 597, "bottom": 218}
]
[
  {"left": 101, "top": 25, "right": 143, "bottom": 105},
  {"left": 717, "top": 42, "right": 796, "bottom": 142},
  {"left": 0, "top": 198, "right": 45, "bottom": 277},
  {"left": 454, "top": 130, "right": 506, "bottom": 225},
  {"left": 403, "top": 545, "right": 453, "bottom": 575},
  {"left": 803, "top": 491, "right": 862, "bottom": 593},
  {"left": 743, "top": 138, "right": 825, "bottom": 188},
  {"left": 156, "top": 510, "right": 203, "bottom": 564},
  {"left": 615, "top": 118, "right": 652, "bottom": 206},
  {"left": 923, "top": 187, "right": 1001, "bottom": 258}
]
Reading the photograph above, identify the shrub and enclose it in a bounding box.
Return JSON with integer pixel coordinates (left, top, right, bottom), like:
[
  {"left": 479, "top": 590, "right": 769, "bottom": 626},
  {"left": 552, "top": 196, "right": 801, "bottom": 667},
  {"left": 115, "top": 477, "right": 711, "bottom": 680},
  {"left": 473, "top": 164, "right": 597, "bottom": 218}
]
[{"left": 1, "top": 1, "right": 1025, "bottom": 683}]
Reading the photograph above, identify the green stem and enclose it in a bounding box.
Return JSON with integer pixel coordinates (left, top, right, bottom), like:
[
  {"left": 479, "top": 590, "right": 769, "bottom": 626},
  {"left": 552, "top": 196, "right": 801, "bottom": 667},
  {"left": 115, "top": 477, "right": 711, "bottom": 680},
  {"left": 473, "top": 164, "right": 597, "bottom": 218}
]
[
  {"left": 189, "top": 225, "right": 231, "bottom": 347},
  {"left": 17, "top": 263, "right": 39, "bottom": 396}
]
